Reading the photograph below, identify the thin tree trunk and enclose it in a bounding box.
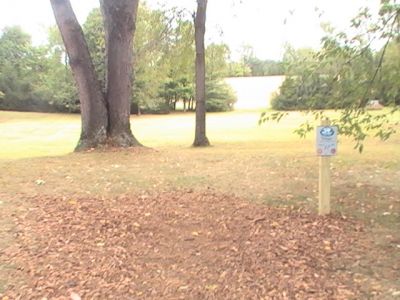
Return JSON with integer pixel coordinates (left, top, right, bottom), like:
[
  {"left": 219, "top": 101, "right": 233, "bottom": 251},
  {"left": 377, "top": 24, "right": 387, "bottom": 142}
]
[
  {"left": 193, "top": 0, "right": 210, "bottom": 147},
  {"left": 50, "top": 0, "right": 108, "bottom": 150},
  {"left": 189, "top": 98, "right": 194, "bottom": 111},
  {"left": 100, "top": 0, "right": 141, "bottom": 147}
]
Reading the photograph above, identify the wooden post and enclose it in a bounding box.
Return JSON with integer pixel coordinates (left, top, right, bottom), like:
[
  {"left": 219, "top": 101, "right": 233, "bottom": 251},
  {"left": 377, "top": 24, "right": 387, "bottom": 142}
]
[{"left": 319, "top": 119, "right": 331, "bottom": 215}]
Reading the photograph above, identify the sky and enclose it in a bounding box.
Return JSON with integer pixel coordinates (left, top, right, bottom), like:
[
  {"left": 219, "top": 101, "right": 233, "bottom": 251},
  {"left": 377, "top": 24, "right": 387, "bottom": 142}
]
[{"left": 0, "top": 0, "right": 379, "bottom": 61}]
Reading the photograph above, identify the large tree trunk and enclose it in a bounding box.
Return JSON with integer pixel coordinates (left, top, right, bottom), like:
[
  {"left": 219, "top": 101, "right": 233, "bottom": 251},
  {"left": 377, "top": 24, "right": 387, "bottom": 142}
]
[
  {"left": 193, "top": 0, "right": 210, "bottom": 147},
  {"left": 50, "top": 0, "right": 108, "bottom": 150},
  {"left": 100, "top": 0, "right": 141, "bottom": 147}
]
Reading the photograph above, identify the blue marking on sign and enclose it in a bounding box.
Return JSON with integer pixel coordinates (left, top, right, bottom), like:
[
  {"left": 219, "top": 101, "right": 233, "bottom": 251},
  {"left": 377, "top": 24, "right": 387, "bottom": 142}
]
[{"left": 320, "top": 127, "right": 335, "bottom": 137}]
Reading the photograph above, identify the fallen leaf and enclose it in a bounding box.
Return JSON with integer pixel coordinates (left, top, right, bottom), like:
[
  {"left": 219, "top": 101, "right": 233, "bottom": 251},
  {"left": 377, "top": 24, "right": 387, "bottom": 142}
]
[
  {"left": 205, "top": 284, "right": 218, "bottom": 291},
  {"left": 70, "top": 292, "right": 81, "bottom": 300}
]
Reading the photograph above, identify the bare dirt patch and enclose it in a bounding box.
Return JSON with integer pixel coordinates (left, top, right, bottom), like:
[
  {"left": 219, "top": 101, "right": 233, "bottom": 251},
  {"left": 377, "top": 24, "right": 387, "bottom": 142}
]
[{"left": 1, "top": 190, "right": 370, "bottom": 299}]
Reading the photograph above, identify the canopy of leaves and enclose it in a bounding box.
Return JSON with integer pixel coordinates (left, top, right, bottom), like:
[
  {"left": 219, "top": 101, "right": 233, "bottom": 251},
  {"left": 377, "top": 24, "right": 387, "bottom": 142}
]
[
  {"left": 0, "top": 3, "right": 237, "bottom": 114},
  {"left": 226, "top": 45, "right": 284, "bottom": 78},
  {"left": 261, "top": 0, "right": 399, "bottom": 152},
  {"left": 0, "top": 26, "right": 76, "bottom": 112}
]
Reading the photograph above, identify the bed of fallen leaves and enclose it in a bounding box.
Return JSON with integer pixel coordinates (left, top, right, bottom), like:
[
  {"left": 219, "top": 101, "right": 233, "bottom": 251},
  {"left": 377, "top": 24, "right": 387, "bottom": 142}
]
[{"left": 0, "top": 190, "right": 370, "bottom": 299}]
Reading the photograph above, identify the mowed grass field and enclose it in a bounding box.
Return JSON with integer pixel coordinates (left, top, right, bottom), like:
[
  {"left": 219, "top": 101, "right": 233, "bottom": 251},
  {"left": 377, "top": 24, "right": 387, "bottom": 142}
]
[
  {"left": 0, "top": 109, "right": 399, "bottom": 218},
  {"left": 0, "top": 109, "right": 317, "bottom": 159},
  {"left": 0, "top": 109, "right": 399, "bottom": 297},
  {"left": 1, "top": 109, "right": 399, "bottom": 158}
]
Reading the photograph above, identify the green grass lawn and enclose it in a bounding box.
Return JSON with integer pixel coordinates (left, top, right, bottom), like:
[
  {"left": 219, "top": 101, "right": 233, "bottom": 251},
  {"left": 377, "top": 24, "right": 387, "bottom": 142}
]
[
  {"left": 0, "top": 109, "right": 399, "bottom": 296},
  {"left": 0, "top": 109, "right": 399, "bottom": 159},
  {"left": 1, "top": 109, "right": 398, "bottom": 234},
  {"left": 0, "top": 109, "right": 398, "bottom": 208}
]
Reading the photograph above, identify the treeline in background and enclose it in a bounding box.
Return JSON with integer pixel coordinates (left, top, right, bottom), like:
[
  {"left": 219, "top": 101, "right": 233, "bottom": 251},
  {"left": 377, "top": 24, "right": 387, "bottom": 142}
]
[
  {"left": 0, "top": 4, "right": 285, "bottom": 114},
  {"left": 0, "top": 3, "right": 399, "bottom": 114}
]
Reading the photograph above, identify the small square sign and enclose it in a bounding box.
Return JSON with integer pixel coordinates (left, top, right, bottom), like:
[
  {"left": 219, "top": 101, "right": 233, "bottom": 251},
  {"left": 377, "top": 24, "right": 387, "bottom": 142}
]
[{"left": 316, "top": 126, "right": 338, "bottom": 156}]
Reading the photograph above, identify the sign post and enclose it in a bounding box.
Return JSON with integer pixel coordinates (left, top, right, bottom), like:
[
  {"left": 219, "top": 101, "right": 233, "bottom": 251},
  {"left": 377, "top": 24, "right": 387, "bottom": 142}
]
[{"left": 316, "top": 119, "right": 338, "bottom": 215}]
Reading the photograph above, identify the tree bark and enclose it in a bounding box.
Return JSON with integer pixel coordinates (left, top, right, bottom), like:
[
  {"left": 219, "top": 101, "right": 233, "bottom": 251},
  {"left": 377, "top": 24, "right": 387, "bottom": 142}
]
[
  {"left": 50, "top": 0, "right": 108, "bottom": 150},
  {"left": 193, "top": 0, "right": 210, "bottom": 147},
  {"left": 100, "top": 0, "right": 141, "bottom": 147}
]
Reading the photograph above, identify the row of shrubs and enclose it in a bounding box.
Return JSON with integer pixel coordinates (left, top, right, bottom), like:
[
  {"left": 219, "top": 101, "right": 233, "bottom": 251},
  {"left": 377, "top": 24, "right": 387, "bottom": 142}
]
[{"left": 0, "top": 80, "right": 236, "bottom": 114}]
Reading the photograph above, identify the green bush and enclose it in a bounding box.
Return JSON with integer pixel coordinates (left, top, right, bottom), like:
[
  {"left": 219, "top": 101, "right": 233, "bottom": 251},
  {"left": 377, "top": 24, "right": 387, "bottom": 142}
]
[
  {"left": 206, "top": 80, "right": 236, "bottom": 112},
  {"left": 271, "top": 76, "right": 333, "bottom": 111}
]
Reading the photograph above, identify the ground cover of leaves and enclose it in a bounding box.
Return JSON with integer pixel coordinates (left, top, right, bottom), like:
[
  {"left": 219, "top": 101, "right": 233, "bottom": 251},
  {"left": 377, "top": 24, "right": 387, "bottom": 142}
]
[{"left": 1, "top": 191, "right": 369, "bottom": 299}]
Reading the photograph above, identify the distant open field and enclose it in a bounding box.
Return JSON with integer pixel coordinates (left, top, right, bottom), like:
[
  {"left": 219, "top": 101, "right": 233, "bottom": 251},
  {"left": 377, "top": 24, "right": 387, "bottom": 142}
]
[
  {"left": 225, "top": 76, "right": 285, "bottom": 109},
  {"left": 0, "top": 110, "right": 399, "bottom": 298}
]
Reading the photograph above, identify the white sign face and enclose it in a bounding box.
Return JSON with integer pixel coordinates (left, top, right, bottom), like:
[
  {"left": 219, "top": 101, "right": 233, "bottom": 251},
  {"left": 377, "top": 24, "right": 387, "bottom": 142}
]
[{"left": 316, "top": 126, "right": 338, "bottom": 156}]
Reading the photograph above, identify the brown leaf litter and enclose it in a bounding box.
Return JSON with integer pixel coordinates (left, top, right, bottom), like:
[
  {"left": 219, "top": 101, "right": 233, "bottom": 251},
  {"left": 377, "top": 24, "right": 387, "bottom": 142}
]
[{"left": 0, "top": 191, "right": 368, "bottom": 299}]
